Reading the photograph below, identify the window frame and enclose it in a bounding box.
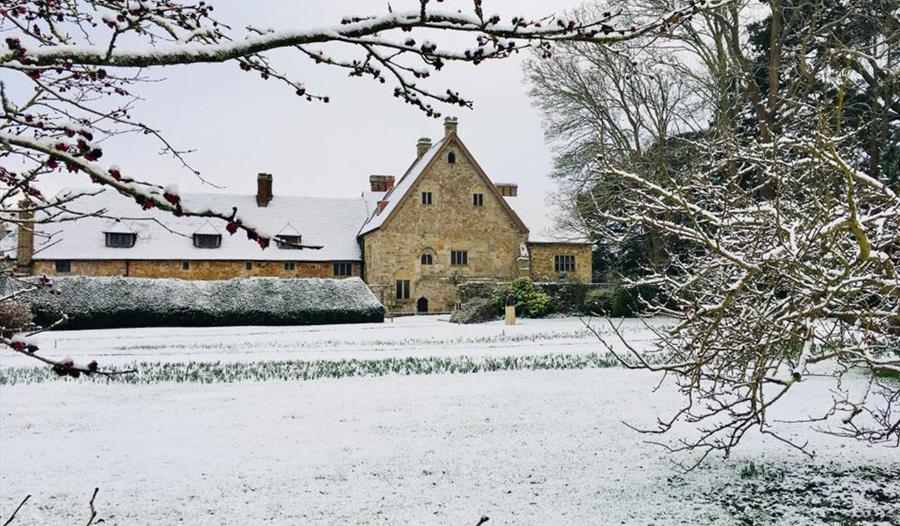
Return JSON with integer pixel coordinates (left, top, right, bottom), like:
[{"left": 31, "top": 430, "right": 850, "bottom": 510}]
[
  {"left": 554, "top": 255, "right": 576, "bottom": 273},
  {"left": 450, "top": 250, "right": 468, "bottom": 266},
  {"left": 181, "top": 260, "right": 190, "bottom": 271},
  {"left": 333, "top": 262, "right": 352, "bottom": 277},
  {"left": 245, "top": 261, "right": 253, "bottom": 271},
  {"left": 284, "top": 261, "right": 296, "bottom": 271},
  {"left": 192, "top": 233, "right": 222, "bottom": 249},
  {"left": 421, "top": 191, "right": 433, "bottom": 205},
  {"left": 420, "top": 253, "right": 433, "bottom": 265},
  {"left": 472, "top": 193, "right": 484, "bottom": 207},
  {"left": 55, "top": 260, "right": 71, "bottom": 273},
  {"left": 395, "top": 279, "right": 410, "bottom": 300},
  {"left": 104, "top": 232, "right": 136, "bottom": 248},
  {"left": 448, "top": 151, "right": 457, "bottom": 164},
  {"left": 275, "top": 234, "right": 303, "bottom": 249}
]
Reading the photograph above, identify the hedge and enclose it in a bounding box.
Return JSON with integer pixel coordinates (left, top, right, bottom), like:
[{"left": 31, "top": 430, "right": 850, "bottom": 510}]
[
  {"left": 20, "top": 276, "right": 384, "bottom": 330},
  {"left": 456, "top": 280, "right": 652, "bottom": 317}
]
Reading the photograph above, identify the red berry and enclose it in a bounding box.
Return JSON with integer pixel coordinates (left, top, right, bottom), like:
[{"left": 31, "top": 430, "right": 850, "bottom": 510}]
[{"left": 226, "top": 222, "right": 238, "bottom": 235}]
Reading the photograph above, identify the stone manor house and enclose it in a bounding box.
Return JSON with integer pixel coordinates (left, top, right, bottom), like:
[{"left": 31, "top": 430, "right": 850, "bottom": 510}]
[{"left": 12, "top": 119, "right": 592, "bottom": 313}]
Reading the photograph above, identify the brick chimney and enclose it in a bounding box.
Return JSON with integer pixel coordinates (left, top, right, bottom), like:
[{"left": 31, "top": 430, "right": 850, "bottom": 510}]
[
  {"left": 369, "top": 175, "right": 395, "bottom": 192},
  {"left": 444, "top": 116, "right": 458, "bottom": 137},
  {"left": 16, "top": 202, "right": 34, "bottom": 274},
  {"left": 256, "top": 173, "right": 273, "bottom": 207},
  {"left": 416, "top": 137, "right": 432, "bottom": 159},
  {"left": 496, "top": 183, "right": 518, "bottom": 197},
  {"left": 377, "top": 200, "right": 389, "bottom": 213}
]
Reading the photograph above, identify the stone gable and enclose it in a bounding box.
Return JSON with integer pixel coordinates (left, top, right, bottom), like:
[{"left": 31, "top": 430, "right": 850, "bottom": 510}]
[{"left": 362, "top": 134, "right": 529, "bottom": 313}]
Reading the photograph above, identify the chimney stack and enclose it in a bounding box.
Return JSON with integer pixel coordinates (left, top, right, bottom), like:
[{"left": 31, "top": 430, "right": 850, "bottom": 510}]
[
  {"left": 496, "top": 183, "right": 518, "bottom": 197},
  {"left": 256, "top": 173, "right": 273, "bottom": 207},
  {"left": 377, "top": 200, "right": 389, "bottom": 213},
  {"left": 16, "top": 202, "right": 34, "bottom": 275},
  {"left": 416, "top": 137, "right": 432, "bottom": 159},
  {"left": 444, "top": 116, "right": 458, "bottom": 137},
  {"left": 369, "top": 175, "right": 395, "bottom": 192}
]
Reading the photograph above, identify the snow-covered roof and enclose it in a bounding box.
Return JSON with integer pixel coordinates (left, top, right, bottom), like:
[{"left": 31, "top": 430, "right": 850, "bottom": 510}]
[
  {"left": 102, "top": 220, "right": 135, "bottom": 234},
  {"left": 0, "top": 223, "right": 16, "bottom": 260},
  {"left": 193, "top": 221, "right": 220, "bottom": 236},
  {"left": 358, "top": 137, "right": 447, "bottom": 236},
  {"left": 504, "top": 195, "right": 591, "bottom": 244},
  {"left": 34, "top": 189, "right": 368, "bottom": 262}
]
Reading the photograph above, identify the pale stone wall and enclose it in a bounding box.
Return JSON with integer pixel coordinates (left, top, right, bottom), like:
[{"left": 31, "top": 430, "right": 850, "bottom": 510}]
[
  {"left": 528, "top": 243, "right": 593, "bottom": 283},
  {"left": 363, "top": 138, "right": 528, "bottom": 314},
  {"left": 33, "top": 260, "right": 361, "bottom": 280}
]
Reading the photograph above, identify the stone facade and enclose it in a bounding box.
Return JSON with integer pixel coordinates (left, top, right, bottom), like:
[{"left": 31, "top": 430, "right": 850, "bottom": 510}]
[
  {"left": 529, "top": 243, "right": 592, "bottom": 283},
  {"left": 361, "top": 131, "right": 585, "bottom": 314},
  {"left": 362, "top": 139, "right": 529, "bottom": 313},
  {"left": 33, "top": 260, "right": 361, "bottom": 280}
]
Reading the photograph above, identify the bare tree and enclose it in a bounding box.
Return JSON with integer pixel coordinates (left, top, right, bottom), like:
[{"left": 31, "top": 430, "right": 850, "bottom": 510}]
[
  {"left": 531, "top": 0, "right": 899, "bottom": 464},
  {"left": 1, "top": 0, "right": 721, "bottom": 372}
]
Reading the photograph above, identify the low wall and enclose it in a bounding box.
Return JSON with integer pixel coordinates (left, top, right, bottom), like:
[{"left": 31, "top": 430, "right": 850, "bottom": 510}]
[{"left": 23, "top": 276, "right": 384, "bottom": 330}]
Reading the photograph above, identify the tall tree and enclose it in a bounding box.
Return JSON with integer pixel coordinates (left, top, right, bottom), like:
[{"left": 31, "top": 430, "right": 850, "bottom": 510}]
[{"left": 529, "top": 0, "right": 900, "bottom": 462}]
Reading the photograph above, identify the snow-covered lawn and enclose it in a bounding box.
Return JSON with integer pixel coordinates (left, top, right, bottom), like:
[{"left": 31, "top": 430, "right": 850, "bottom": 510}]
[{"left": 1, "top": 317, "right": 898, "bottom": 525}]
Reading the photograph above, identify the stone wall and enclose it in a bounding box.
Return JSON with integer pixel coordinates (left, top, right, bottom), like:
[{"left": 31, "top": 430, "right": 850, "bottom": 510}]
[
  {"left": 362, "top": 136, "right": 528, "bottom": 314},
  {"left": 528, "top": 243, "right": 592, "bottom": 283},
  {"left": 33, "top": 260, "right": 361, "bottom": 280}
]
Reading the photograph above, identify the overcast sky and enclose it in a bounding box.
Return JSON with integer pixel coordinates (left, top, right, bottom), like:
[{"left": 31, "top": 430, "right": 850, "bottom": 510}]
[{"left": 27, "top": 0, "right": 588, "bottom": 203}]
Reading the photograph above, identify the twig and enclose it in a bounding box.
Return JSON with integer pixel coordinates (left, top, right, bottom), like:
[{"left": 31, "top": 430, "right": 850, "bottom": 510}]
[{"left": 2, "top": 495, "right": 30, "bottom": 526}]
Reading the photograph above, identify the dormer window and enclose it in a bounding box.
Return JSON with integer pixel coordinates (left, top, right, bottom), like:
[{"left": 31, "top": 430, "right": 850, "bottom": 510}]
[
  {"left": 276, "top": 234, "right": 303, "bottom": 249},
  {"left": 105, "top": 232, "right": 136, "bottom": 248},
  {"left": 193, "top": 233, "right": 221, "bottom": 249}
]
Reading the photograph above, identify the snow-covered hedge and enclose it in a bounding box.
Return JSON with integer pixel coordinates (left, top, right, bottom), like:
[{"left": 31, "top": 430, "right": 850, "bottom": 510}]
[{"left": 25, "top": 276, "right": 384, "bottom": 329}]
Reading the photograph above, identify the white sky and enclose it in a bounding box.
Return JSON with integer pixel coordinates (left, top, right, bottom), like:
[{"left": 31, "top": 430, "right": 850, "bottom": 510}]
[{"left": 25, "top": 0, "right": 588, "bottom": 202}]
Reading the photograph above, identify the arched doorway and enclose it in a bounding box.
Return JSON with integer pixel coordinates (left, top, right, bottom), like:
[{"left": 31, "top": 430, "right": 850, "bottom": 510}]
[{"left": 416, "top": 297, "right": 429, "bottom": 313}]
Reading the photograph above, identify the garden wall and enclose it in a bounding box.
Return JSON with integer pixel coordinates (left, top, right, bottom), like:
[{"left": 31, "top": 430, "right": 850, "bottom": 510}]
[{"left": 23, "top": 276, "right": 384, "bottom": 330}]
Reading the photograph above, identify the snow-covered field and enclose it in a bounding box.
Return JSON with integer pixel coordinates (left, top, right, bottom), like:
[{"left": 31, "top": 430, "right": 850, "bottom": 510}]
[{"left": 1, "top": 316, "right": 898, "bottom": 525}]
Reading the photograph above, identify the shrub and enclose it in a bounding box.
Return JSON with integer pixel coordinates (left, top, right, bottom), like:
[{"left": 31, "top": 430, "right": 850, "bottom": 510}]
[
  {"left": 494, "top": 277, "right": 551, "bottom": 318},
  {"left": 450, "top": 297, "right": 499, "bottom": 324},
  {"left": 0, "top": 300, "right": 32, "bottom": 335},
  {"left": 609, "top": 283, "right": 657, "bottom": 317},
  {"left": 582, "top": 287, "right": 614, "bottom": 315}
]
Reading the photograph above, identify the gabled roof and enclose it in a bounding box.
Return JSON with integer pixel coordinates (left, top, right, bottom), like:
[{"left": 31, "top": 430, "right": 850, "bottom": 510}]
[
  {"left": 193, "top": 221, "right": 220, "bottom": 236},
  {"left": 102, "top": 220, "right": 135, "bottom": 234},
  {"left": 34, "top": 189, "right": 369, "bottom": 262},
  {"left": 357, "top": 133, "right": 529, "bottom": 236},
  {"left": 358, "top": 137, "right": 447, "bottom": 235}
]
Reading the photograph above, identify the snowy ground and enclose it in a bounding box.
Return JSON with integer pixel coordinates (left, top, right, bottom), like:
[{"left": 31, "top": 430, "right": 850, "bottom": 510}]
[{"left": 1, "top": 316, "right": 898, "bottom": 525}]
